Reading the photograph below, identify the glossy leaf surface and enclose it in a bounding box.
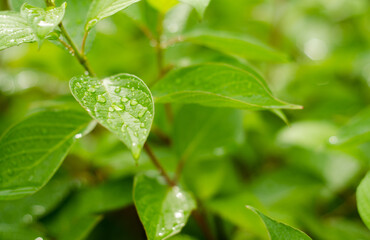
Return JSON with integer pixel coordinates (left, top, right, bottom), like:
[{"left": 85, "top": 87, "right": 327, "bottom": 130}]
[
  {"left": 134, "top": 174, "right": 196, "bottom": 240},
  {"left": 0, "top": 12, "right": 36, "bottom": 51},
  {"left": 86, "top": 0, "right": 141, "bottom": 30},
  {"left": 152, "top": 63, "right": 301, "bottom": 110},
  {"left": 247, "top": 206, "right": 312, "bottom": 240},
  {"left": 70, "top": 74, "right": 154, "bottom": 159},
  {"left": 0, "top": 109, "right": 94, "bottom": 200}
]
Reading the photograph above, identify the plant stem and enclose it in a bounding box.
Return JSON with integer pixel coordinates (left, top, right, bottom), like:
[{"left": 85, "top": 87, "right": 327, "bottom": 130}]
[
  {"left": 81, "top": 31, "right": 89, "bottom": 56},
  {"left": 58, "top": 23, "right": 95, "bottom": 77},
  {"left": 156, "top": 13, "right": 165, "bottom": 79},
  {"left": 192, "top": 209, "right": 215, "bottom": 240},
  {"left": 144, "top": 143, "right": 176, "bottom": 187}
]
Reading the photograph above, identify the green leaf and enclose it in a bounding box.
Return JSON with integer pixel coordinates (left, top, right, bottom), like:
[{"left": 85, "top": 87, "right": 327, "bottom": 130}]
[
  {"left": 46, "top": 177, "right": 133, "bottom": 239},
  {"left": 0, "top": 171, "right": 73, "bottom": 225},
  {"left": 206, "top": 192, "right": 266, "bottom": 238},
  {"left": 332, "top": 107, "right": 370, "bottom": 147},
  {"left": 0, "top": 109, "right": 94, "bottom": 200},
  {"left": 21, "top": 2, "right": 66, "bottom": 42},
  {"left": 69, "top": 74, "right": 154, "bottom": 160},
  {"left": 86, "top": 0, "right": 141, "bottom": 31},
  {"left": 0, "top": 12, "right": 36, "bottom": 51},
  {"left": 152, "top": 63, "right": 302, "bottom": 110},
  {"left": 173, "top": 105, "right": 244, "bottom": 160},
  {"left": 134, "top": 173, "right": 196, "bottom": 240},
  {"left": 184, "top": 32, "right": 289, "bottom": 62},
  {"left": 147, "top": 0, "right": 179, "bottom": 14},
  {"left": 179, "top": 0, "right": 210, "bottom": 18},
  {"left": 357, "top": 172, "right": 370, "bottom": 230},
  {"left": 0, "top": 224, "right": 45, "bottom": 240},
  {"left": 246, "top": 206, "right": 312, "bottom": 240},
  {"left": 8, "top": 0, "right": 45, "bottom": 11}
]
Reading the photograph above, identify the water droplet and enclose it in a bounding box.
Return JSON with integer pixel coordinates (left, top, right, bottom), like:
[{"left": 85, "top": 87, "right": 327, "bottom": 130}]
[
  {"left": 174, "top": 210, "right": 184, "bottom": 219},
  {"left": 35, "top": 237, "right": 43, "bottom": 240},
  {"left": 84, "top": 71, "right": 89, "bottom": 76},
  {"left": 130, "top": 99, "right": 138, "bottom": 106},
  {"left": 74, "top": 133, "right": 83, "bottom": 139},
  {"left": 97, "top": 95, "right": 106, "bottom": 103},
  {"left": 114, "top": 87, "right": 121, "bottom": 93},
  {"left": 140, "top": 123, "right": 145, "bottom": 128},
  {"left": 22, "top": 214, "right": 33, "bottom": 224},
  {"left": 329, "top": 136, "right": 338, "bottom": 145},
  {"left": 75, "top": 82, "right": 82, "bottom": 88},
  {"left": 113, "top": 105, "right": 122, "bottom": 111},
  {"left": 121, "top": 97, "right": 129, "bottom": 103},
  {"left": 121, "top": 124, "right": 126, "bottom": 133},
  {"left": 109, "top": 107, "right": 114, "bottom": 112},
  {"left": 88, "top": 87, "right": 95, "bottom": 92}
]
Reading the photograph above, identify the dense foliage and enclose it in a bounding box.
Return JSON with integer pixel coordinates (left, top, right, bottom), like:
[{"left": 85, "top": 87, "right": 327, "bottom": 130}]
[{"left": 0, "top": 0, "right": 369, "bottom": 239}]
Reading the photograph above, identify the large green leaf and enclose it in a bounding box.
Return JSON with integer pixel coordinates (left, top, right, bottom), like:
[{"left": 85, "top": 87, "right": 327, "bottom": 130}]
[
  {"left": 134, "top": 173, "right": 196, "bottom": 240},
  {"left": 0, "top": 12, "right": 36, "bottom": 51},
  {"left": 357, "top": 172, "right": 370, "bottom": 230},
  {"left": 180, "top": 0, "right": 210, "bottom": 18},
  {"left": 173, "top": 105, "right": 244, "bottom": 160},
  {"left": 0, "top": 109, "right": 94, "bottom": 200},
  {"left": 46, "top": 177, "right": 133, "bottom": 240},
  {"left": 332, "top": 107, "right": 370, "bottom": 147},
  {"left": 152, "top": 63, "right": 301, "bottom": 110},
  {"left": 184, "top": 32, "right": 289, "bottom": 62},
  {"left": 246, "top": 206, "right": 312, "bottom": 240},
  {"left": 21, "top": 2, "right": 66, "bottom": 42},
  {"left": 86, "top": 0, "right": 141, "bottom": 31},
  {"left": 69, "top": 74, "right": 154, "bottom": 160},
  {"left": 0, "top": 172, "right": 73, "bottom": 224}
]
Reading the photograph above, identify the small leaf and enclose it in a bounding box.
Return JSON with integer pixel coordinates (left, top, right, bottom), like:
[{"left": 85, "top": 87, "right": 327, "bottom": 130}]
[
  {"left": 184, "top": 32, "right": 289, "bottom": 62},
  {"left": 246, "top": 206, "right": 312, "bottom": 240},
  {"left": 0, "top": 109, "right": 94, "bottom": 200},
  {"left": 147, "top": 0, "right": 179, "bottom": 14},
  {"left": 357, "top": 172, "right": 370, "bottom": 230},
  {"left": 21, "top": 2, "right": 66, "bottom": 43},
  {"left": 0, "top": 12, "right": 36, "bottom": 51},
  {"left": 134, "top": 173, "right": 196, "bottom": 240},
  {"left": 331, "top": 107, "right": 370, "bottom": 147},
  {"left": 86, "top": 0, "right": 141, "bottom": 31},
  {"left": 180, "top": 0, "right": 210, "bottom": 18},
  {"left": 152, "top": 63, "right": 302, "bottom": 110},
  {"left": 69, "top": 74, "right": 154, "bottom": 160}
]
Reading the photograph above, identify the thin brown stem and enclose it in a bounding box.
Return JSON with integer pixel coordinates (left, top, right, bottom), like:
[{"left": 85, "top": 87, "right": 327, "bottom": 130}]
[
  {"left": 81, "top": 31, "right": 89, "bottom": 56},
  {"left": 58, "top": 23, "right": 96, "bottom": 77},
  {"left": 192, "top": 209, "right": 215, "bottom": 240},
  {"left": 155, "top": 14, "right": 165, "bottom": 79},
  {"left": 144, "top": 143, "right": 176, "bottom": 187},
  {"left": 173, "top": 155, "right": 186, "bottom": 183}
]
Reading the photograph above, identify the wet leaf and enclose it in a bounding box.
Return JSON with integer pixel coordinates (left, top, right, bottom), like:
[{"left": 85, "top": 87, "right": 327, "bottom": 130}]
[
  {"left": 0, "top": 109, "right": 94, "bottom": 200},
  {"left": 0, "top": 12, "right": 36, "bottom": 51},
  {"left": 152, "top": 63, "right": 302, "bottom": 110},
  {"left": 134, "top": 173, "right": 196, "bottom": 240},
  {"left": 69, "top": 74, "right": 154, "bottom": 160},
  {"left": 86, "top": 0, "right": 141, "bottom": 31}
]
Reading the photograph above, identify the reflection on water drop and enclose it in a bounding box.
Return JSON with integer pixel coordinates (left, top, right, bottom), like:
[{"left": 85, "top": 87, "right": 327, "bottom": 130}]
[
  {"left": 114, "top": 87, "right": 121, "bottom": 93},
  {"left": 84, "top": 71, "right": 89, "bottom": 76},
  {"left": 74, "top": 133, "right": 83, "bottom": 139},
  {"left": 121, "top": 97, "right": 128, "bottom": 103},
  {"left": 113, "top": 105, "right": 122, "bottom": 111},
  {"left": 75, "top": 82, "right": 82, "bottom": 88},
  {"left": 140, "top": 123, "right": 145, "bottom": 128},
  {"left": 97, "top": 95, "right": 106, "bottom": 103},
  {"left": 174, "top": 210, "right": 184, "bottom": 219},
  {"left": 88, "top": 87, "right": 95, "bottom": 92},
  {"left": 35, "top": 237, "right": 43, "bottom": 240},
  {"left": 109, "top": 107, "right": 114, "bottom": 112},
  {"left": 130, "top": 99, "right": 138, "bottom": 106},
  {"left": 329, "top": 136, "right": 338, "bottom": 144}
]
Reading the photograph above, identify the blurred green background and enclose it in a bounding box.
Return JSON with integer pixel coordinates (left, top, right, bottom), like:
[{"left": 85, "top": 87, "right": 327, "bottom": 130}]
[{"left": 0, "top": 0, "right": 369, "bottom": 239}]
